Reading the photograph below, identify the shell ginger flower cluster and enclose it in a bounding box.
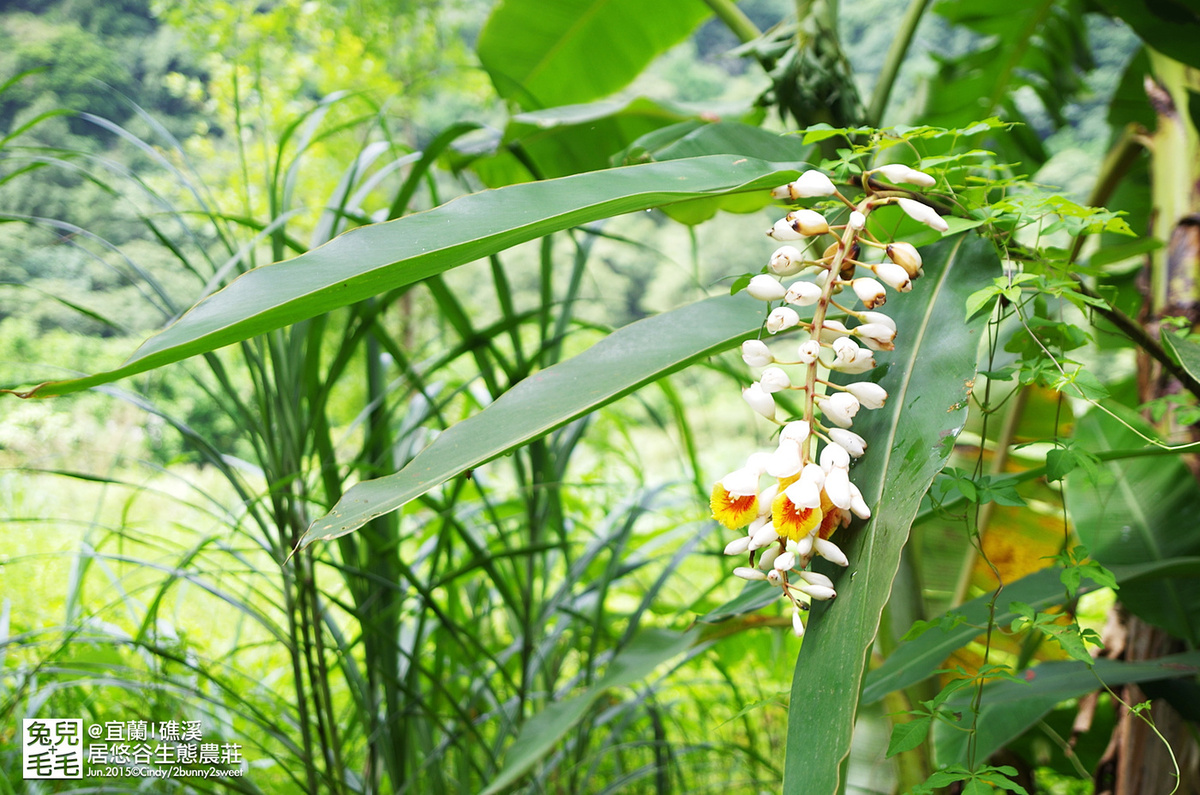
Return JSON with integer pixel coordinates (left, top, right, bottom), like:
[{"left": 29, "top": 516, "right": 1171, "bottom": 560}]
[{"left": 711, "top": 164, "right": 947, "bottom": 639}]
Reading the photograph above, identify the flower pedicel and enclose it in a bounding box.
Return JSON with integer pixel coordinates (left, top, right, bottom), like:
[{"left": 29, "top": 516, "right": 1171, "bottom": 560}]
[{"left": 711, "top": 165, "right": 945, "bottom": 638}]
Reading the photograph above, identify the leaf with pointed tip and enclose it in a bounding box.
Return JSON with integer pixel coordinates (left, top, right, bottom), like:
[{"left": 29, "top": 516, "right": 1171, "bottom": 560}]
[
  {"left": 301, "top": 291, "right": 768, "bottom": 547},
  {"left": 8, "top": 155, "right": 800, "bottom": 399},
  {"left": 781, "top": 233, "right": 997, "bottom": 795}
]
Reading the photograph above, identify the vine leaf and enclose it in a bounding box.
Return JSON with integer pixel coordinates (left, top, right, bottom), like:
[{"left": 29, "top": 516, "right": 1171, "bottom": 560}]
[{"left": 782, "top": 234, "right": 997, "bottom": 795}]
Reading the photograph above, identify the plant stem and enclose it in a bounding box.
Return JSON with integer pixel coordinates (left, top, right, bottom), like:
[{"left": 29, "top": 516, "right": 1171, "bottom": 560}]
[
  {"left": 866, "top": 0, "right": 933, "bottom": 126},
  {"left": 701, "top": 0, "right": 761, "bottom": 45}
]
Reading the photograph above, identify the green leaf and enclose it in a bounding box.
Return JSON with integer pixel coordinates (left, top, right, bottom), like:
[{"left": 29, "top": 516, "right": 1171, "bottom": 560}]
[
  {"left": 10, "top": 155, "right": 800, "bottom": 399},
  {"left": 925, "top": 0, "right": 1092, "bottom": 166},
  {"left": 1068, "top": 408, "right": 1200, "bottom": 644},
  {"left": 863, "top": 568, "right": 1082, "bottom": 704},
  {"left": 866, "top": 558, "right": 1200, "bottom": 705},
  {"left": 481, "top": 628, "right": 697, "bottom": 795},
  {"left": 1094, "top": 0, "right": 1200, "bottom": 71},
  {"left": 623, "top": 121, "right": 815, "bottom": 224},
  {"left": 1162, "top": 329, "right": 1200, "bottom": 384},
  {"left": 698, "top": 580, "right": 780, "bottom": 624},
  {"left": 302, "top": 292, "right": 767, "bottom": 547},
  {"left": 933, "top": 650, "right": 1200, "bottom": 766},
  {"left": 965, "top": 285, "right": 1000, "bottom": 320},
  {"left": 886, "top": 715, "right": 932, "bottom": 756},
  {"left": 464, "top": 96, "right": 701, "bottom": 187},
  {"left": 477, "top": 0, "right": 711, "bottom": 109},
  {"left": 781, "top": 234, "right": 997, "bottom": 795}
]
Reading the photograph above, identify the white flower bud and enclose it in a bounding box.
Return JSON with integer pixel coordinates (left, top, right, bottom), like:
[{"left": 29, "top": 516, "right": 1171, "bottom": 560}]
[
  {"left": 757, "top": 544, "right": 781, "bottom": 570},
  {"left": 851, "top": 277, "right": 887, "bottom": 309},
  {"left": 745, "top": 452, "right": 772, "bottom": 474},
  {"left": 798, "top": 583, "right": 838, "bottom": 601},
  {"left": 766, "top": 439, "right": 803, "bottom": 479},
  {"left": 860, "top": 311, "right": 896, "bottom": 332},
  {"left": 769, "top": 245, "right": 806, "bottom": 276},
  {"left": 768, "top": 217, "right": 803, "bottom": 240},
  {"left": 814, "top": 537, "right": 849, "bottom": 567},
  {"left": 759, "top": 366, "right": 791, "bottom": 393},
  {"left": 749, "top": 522, "right": 781, "bottom": 550},
  {"left": 720, "top": 466, "right": 760, "bottom": 497},
  {"left": 771, "top": 169, "right": 838, "bottom": 200},
  {"left": 845, "top": 381, "right": 888, "bottom": 409},
  {"left": 784, "top": 478, "right": 821, "bottom": 510},
  {"left": 756, "top": 483, "right": 778, "bottom": 516},
  {"left": 782, "top": 209, "right": 830, "bottom": 237},
  {"left": 767, "top": 568, "right": 783, "bottom": 585},
  {"left": 785, "top": 279, "right": 822, "bottom": 306},
  {"left": 821, "top": 392, "right": 860, "bottom": 428},
  {"left": 799, "top": 570, "right": 834, "bottom": 588},
  {"left": 874, "top": 262, "right": 912, "bottom": 293},
  {"left": 799, "top": 463, "right": 826, "bottom": 491},
  {"left": 886, "top": 242, "right": 923, "bottom": 278},
  {"left": 831, "top": 335, "right": 860, "bottom": 364},
  {"left": 819, "top": 319, "right": 850, "bottom": 341},
  {"left": 819, "top": 442, "right": 851, "bottom": 471},
  {"left": 897, "top": 197, "right": 948, "bottom": 232},
  {"left": 874, "top": 163, "right": 936, "bottom": 187},
  {"left": 797, "top": 339, "right": 821, "bottom": 364},
  {"left": 823, "top": 466, "right": 853, "bottom": 509},
  {"left": 780, "top": 420, "right": 811, "bottom": 445},
  {"left": 747, "top": 274, "right": 787, "bottom": 301},
  {"left": 774, "top": 551, "right": 798, "bottom": 572},
  {"left": 848, "top": 482, "right": 871, "bottom": 519},
  {"left": 734, "top": 566, "right": 769, "bottom": 581},
  {"left": 766, "top": 306, "right": 801, "bottom": 334},
  {"left": 829, "top": 428, "right": 867, "bottom": 457},
  {"left": 742, "top": 383, "right": 777, "bottom": 420},
  {"left": 742, "top": 339, "right": 774, "bottom": 367},
  {"left": 792, "top": 610, "right": 806, "bottom": 637},
  {"left": 794, "top": 534, "right": 814, "bottom": 559},
  {"left": 831, "top": 348, "right": 877, "bottom": 374},
  {"left": 724, "top": 535, "right": 752, "bottom": 556},
  {"left": 853, "top": 323, "right": 896, "bottom": 351},
  {"left": 848, "top": 210, "right": 866, "bottom": 230}
]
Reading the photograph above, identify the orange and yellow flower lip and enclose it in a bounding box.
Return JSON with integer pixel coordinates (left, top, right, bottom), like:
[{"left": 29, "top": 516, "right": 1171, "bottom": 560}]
[
  {"left": 771, "top": 491, "right": 823, "bottom": 542},
  {"left": 710, "top": 482, "right": 758, "bottom": 530}
]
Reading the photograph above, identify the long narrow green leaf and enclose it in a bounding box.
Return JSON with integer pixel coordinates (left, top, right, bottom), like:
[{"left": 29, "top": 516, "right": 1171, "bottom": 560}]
[
  {"left": 934, "top": 651, "right": 1200, "bottom": 765},
  {"left": 300, "top": 291, "right": 767, "bottom": 547},
  {"left": 863, "top": 557, "right": 1200, "bottom": 704},
  {"left": 9, "top": 156, "right": 798, "bottom": 399},
  {"left": 782, "top": 234, "right": 997, "bottom": 795}
]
